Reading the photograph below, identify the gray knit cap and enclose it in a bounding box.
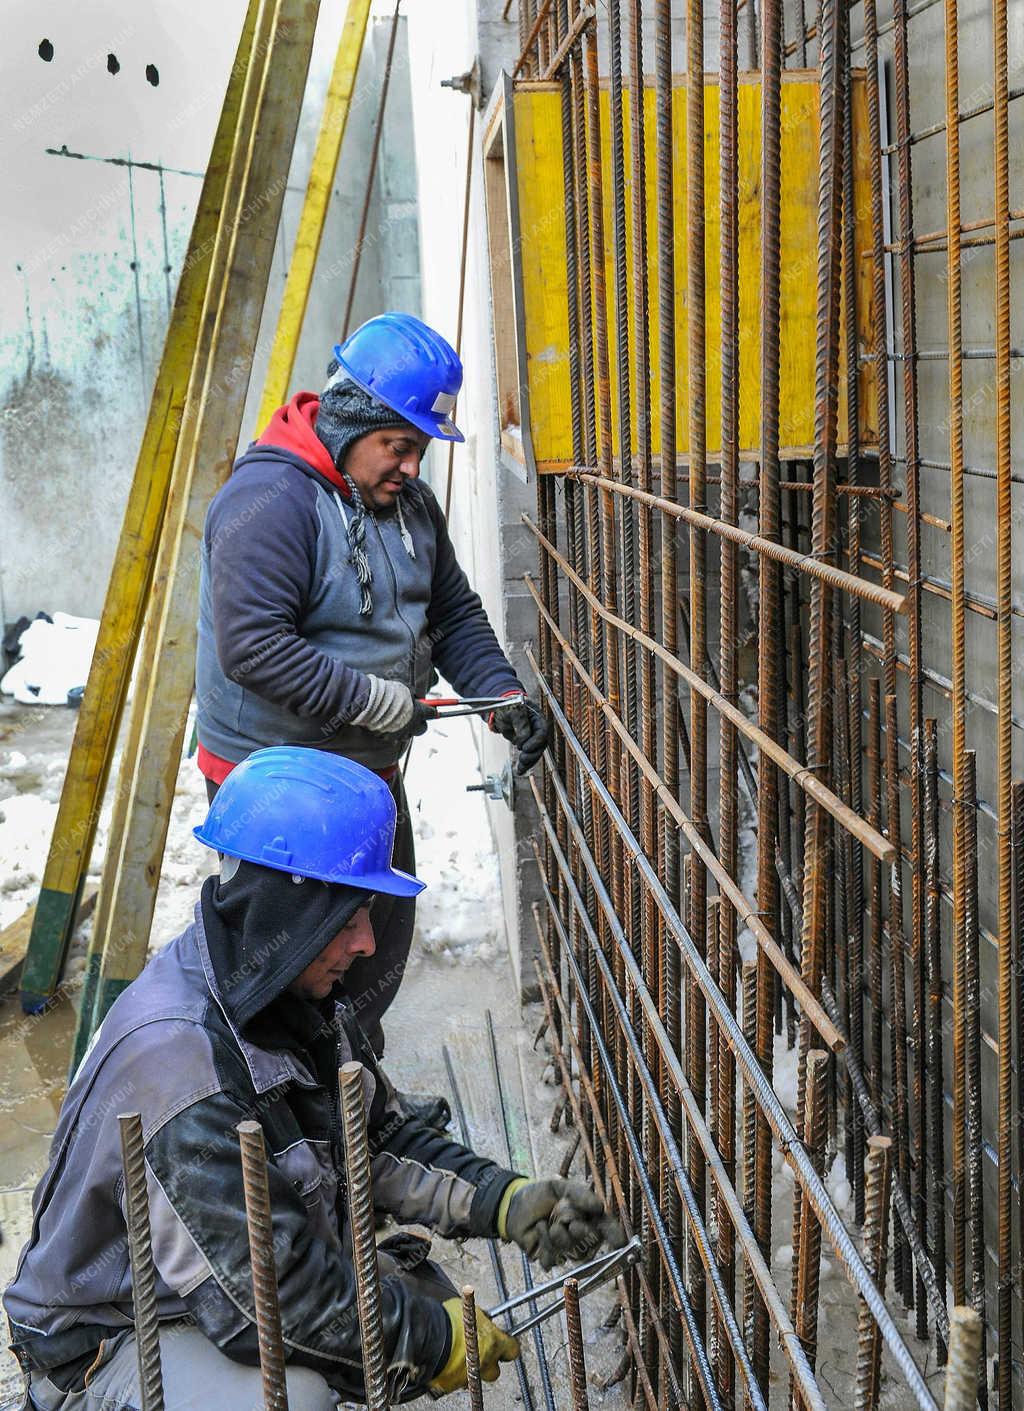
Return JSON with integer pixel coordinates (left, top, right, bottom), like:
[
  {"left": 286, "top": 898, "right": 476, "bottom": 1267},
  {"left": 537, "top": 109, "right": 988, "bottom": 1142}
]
[{"left": 315, "top": 362, "right": 418, "bottom": 616}]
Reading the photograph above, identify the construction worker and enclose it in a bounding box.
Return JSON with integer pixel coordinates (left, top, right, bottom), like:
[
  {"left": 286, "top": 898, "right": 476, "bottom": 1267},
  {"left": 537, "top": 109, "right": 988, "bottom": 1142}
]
[
  {"left": 194, "top": 312, "right": 547, "bottom": 1106},
  {"left": 4, "top": 749, "right": 620, "bottom": 1410}
]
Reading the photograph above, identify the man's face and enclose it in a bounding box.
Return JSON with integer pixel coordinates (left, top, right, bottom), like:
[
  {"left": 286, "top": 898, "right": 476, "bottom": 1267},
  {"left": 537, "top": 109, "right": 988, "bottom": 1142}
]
[
  {"left": 288, "top": 906, "right": 376, "bottom": 1001},
  {"left": 344, "top": 427, "right": 431, "bottom": 512}
]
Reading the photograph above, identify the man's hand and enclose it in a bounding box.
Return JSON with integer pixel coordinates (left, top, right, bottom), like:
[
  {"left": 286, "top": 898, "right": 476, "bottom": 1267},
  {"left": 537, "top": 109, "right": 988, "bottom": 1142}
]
[
  {"left": 410, "top": 699, "right": 438, "bottom": 737},
  {"left": 490, "top": 698, "right": 548, "bottom": 775},
  {"left": 499, "top": 1178, "right": 624, "bottom": 1270},
  {"left": 350, "top": 675, "right": 415, "bottom": 734},
  {"left": 429, "top": 1297, "right": 519, "bottom": 1394}
]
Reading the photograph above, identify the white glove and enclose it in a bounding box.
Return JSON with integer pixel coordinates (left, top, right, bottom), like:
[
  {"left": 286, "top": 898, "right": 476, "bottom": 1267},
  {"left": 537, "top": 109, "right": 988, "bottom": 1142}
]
[{"left": 350, "top": 675, "right": 415, "bottom": 735}]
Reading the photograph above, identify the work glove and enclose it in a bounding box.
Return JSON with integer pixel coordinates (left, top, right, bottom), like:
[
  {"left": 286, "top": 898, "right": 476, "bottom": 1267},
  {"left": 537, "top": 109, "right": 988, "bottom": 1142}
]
[
  {"left": 429, "top": 1298, "right": 519, "bottom": 1394},
  {"left": 498, "top": 1177, "right": 624, "bottom": 1271},
  {"left": 350, "top": 675, "right": 414, "bottom": 735},
  {"left": 490, "top": 697, "right": 549, "bottom": 775},
  {"left": 410, "top": 699, "right": 439, "bottom": 737}
]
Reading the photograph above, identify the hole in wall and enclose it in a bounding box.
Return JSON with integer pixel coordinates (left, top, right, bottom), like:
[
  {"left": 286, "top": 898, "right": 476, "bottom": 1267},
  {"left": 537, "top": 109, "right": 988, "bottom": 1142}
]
[
  {"left": 145, "top": 64, "right": 159, "bottom": 86},
  {"left": 38, "top": 38, "right": 54, "bottom": 61},
  {"left": 106, "top": 53, "right": 120, "bottom": 75}
]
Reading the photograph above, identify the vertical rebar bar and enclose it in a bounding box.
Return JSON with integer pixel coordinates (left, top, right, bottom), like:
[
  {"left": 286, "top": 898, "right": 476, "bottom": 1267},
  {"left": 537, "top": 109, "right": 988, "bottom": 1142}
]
[
  {"left": 923, "top": 718, "right": 948, "bottom": 1364},
  {"left": 992, "top": 0, "right": 1013, "bottom": 1388},
  {"left": 754, "top": 0, "right": 783, "bottom": 1384},
  {"left": 855, "top": 1134, "right": 892, "bottom": 1411},
  {"left": 564, "top": 1277, "right": 591, "bottom": 1411},
  {"left": 237, "top": 1120, "right": 290, "bottom": 1411},
  {"left": 462, "top": 1286, "right": 485, "bottom": 1411},
  {"left": 119, "top": 1113, "right": 165, "bottom": 1411},
  {"left": 943, "top": 1307, "right": 984, "bottom": 1411},
  {"left": 961, "top": 755, "right": 988, "bottom": 1401},
  {"left": 792, "top": 1050, "right": 830, "bottom": 1397},
  {"left": 338, "top": 1063, "right": 389, "bottom": 1411}
]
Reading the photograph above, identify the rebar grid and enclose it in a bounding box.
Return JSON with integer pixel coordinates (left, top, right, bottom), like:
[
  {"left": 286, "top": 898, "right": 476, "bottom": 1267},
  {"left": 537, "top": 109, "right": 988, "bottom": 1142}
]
[{"left": 512, "top": 0, "right": 1018, "bottom": 1401}]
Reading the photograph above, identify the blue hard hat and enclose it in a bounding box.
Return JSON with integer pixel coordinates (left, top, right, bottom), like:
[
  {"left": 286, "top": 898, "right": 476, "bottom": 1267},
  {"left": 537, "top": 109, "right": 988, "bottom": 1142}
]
[
  {"left": 193, "top": 747, "right": 425, "bottom": 897},
  {"left": 332, "top": 312, "right": 465, "bottom": 443}
]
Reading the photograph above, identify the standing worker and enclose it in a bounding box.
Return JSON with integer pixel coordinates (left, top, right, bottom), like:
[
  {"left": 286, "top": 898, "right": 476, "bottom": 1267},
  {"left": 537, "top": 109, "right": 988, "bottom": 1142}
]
[
  {"left": 194, "top": 313, "right": 547, "bottom": 1108},
  {"left": 4, "top": 749, "right": 620, "bottom": 1409}
]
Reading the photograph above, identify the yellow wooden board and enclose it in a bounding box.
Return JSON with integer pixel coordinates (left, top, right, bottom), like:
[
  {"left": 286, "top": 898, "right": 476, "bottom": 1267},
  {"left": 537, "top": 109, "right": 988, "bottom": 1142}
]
[{"left": 508, "top": 74, "right": 876, "bottom": 469}]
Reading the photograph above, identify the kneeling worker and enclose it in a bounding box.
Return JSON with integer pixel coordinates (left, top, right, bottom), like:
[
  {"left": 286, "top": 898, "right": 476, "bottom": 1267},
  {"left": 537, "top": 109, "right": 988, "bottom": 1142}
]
[{"left": 5, "top": 748, "right": 618, "bottom": 1409}]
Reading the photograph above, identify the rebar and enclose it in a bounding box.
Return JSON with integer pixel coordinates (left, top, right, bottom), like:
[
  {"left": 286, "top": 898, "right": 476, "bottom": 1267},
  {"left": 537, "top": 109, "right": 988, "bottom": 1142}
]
[
  {"left": 855, "top": 1135, "right": 892, "bottom": 1411},
  {"left": 462, "top": 1286, "right": 485, "bottom": 1411},
  {"left": 338, "top": 1064, "right": 388, "bottom": 1411},
  {"left": 564, "top": 1278, "right": 591, "bottom": 1411},
  {"left": 118, "top": 1114, "right": 165, "bottom": 1411},
  {"left": 237, "top": 1120, "right": 289, "bottom": 1411},
  {"left": 944, "top": 1308, "right": 984, "bottom": 1411}
]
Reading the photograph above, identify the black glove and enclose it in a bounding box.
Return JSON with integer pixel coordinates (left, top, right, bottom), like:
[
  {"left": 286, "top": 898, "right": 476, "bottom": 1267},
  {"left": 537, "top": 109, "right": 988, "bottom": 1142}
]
[
  {"left": 410, "top": 700, "right": 439, "bottom": 737},
  {"left": 501, "top": 1178, "right": 624, "bottom": 1270},
  {"left": 490, "top": 698, "right": 549, "bottom": 775}
]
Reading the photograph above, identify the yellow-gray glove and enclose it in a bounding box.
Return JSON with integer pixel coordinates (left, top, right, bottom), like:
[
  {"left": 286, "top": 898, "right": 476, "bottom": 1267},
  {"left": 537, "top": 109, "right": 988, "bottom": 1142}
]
[
  {"left": 429, "top": 1298, "right": 519, "bottom": 1394},
  {"left": 498, "top": 1177, "right": 624, "bottom": 1270}
]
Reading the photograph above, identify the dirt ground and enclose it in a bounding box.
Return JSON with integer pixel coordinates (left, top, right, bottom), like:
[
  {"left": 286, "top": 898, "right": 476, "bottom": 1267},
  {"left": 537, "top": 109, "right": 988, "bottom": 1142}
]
[{"left": 0, "top": 698, "right": 630, "bottom": 1410}]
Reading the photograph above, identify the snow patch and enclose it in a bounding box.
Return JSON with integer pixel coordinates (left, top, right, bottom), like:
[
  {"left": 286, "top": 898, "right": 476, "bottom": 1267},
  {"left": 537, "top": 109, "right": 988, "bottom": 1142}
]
[{"left": 1, "top": 613, "right": 99, "bottom": 705}]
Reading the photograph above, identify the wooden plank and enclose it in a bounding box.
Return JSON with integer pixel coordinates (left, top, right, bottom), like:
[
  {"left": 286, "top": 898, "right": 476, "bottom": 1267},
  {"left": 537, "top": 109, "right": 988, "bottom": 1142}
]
[
  {"left": 254, "top": 0, "right": 373, "bottom": 428},
  {"left": 0, "top": 888, "right": 97, "bottom": 996}
]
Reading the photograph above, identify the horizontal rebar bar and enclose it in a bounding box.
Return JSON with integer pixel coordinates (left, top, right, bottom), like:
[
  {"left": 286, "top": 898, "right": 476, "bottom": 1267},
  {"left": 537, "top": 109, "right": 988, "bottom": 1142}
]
[
  {"left": 524, "top": 518, "right": 897, "bottom": 863},
  {"left": 568, "top": 470, "right": 907, "bottom": 615}
]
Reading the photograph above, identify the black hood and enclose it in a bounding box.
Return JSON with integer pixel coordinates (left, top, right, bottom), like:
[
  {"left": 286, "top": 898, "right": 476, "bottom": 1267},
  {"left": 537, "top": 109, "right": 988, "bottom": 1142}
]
[{"left": 199, "top": 861, "right": 371, "bottom": 1031}]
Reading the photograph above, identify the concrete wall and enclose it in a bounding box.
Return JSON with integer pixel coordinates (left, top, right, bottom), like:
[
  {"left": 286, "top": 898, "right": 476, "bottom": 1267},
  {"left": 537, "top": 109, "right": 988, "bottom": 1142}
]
[{"left": 0, "top": 0, "right": 417, "bottom": 625}]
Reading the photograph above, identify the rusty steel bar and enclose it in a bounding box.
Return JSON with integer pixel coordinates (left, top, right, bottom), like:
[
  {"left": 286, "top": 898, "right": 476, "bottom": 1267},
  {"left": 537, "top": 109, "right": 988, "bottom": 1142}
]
[
  {"left": 541, "top": 4, "right": 595, "bottom": 78},
  {"left": 524, "top": 516, "right": 895, "bottom": 864},
  {"left": 944, "top": 1308, "right": 984, "bottom": 1411},
  {"left": 754, "top": 0, "right": 784, "bottom": 1382},
  {"left": 462, "top": 1287, "right": 485, "bottom": 1411},
  {"left": 119, "top": 1114, "right": 165, "bottom": 1411},
  {"left": 567, "top": 473, "right": 907, "bottom": 614},
  {"left": 338, "top": 1063, "right": 388, "bottom": 1411},
  {"left": 237, "top": 1121, "right": 290, "bottom": 1411},
  {"left": 530, "top": 660, "right": 940, "bottom": 1409},
  {"left": 961, "top": 754, "right": 989, "bottom": 1395},
  {"left": 717, "top": 0, "right": 739, "bottom": 1386},
  {"left": 992, "top": 0, "right": 1013, "bottom": 1387},
  {"left": 884, "top": 690, "right": 912, "bottom": 1305},
  {"left": 923, "top": 718, "right": 949, "bottom": 1361},
  {"left": 684, "top": 0, "right": 709, "bottom": 1387},
  {"left": 513, "top": 0, "right": 555, "bottom": 76},
  {"left": 1013, "top": 779, "right": 1024, "bottom": 1378},
  {"left": 855, "top": 1135, "right": 892, "bottom": 1411},
  {"left": 791, "top": 1051, "right": 830, "bottom": 1393},
  {"left": 564, "top": 1279, "right": 591, "bottom": 1411}
]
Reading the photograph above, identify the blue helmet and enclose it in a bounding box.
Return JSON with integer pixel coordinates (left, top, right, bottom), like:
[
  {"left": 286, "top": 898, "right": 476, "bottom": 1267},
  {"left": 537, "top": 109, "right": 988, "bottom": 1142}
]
[
  {"left": 193, "top": 746, "right": 425, "bottom": 897},
  {"left": 332, "top": 312, "right": 465, "bottom": 443}
]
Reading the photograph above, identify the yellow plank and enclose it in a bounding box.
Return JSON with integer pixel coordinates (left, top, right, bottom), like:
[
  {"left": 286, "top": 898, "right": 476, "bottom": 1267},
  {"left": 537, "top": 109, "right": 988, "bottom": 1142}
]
[
  {"left": 255, "top": 0, "right": 373, "bottom": 427},
  {"left": 510, "top": 75, "right": 876, "bottom": 470}
]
